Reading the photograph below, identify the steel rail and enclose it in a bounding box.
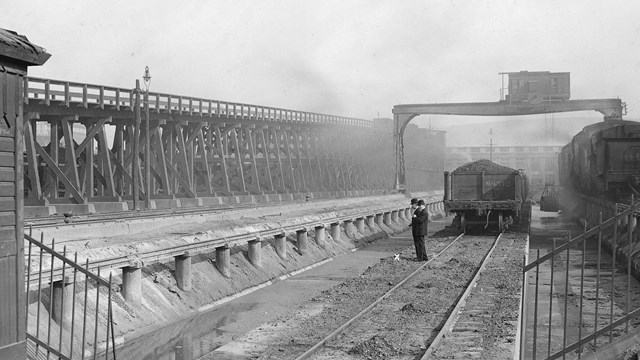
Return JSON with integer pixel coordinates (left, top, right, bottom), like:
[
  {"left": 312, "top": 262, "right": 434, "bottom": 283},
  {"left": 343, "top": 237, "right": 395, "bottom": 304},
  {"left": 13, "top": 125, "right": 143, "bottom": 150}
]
[
  {"left": 24, "top": 198, "right": 435, "bottom": 229},
  {"left": 25, "top": 203, "right": 241, "bottom": 228},
  {"left": 421, "top": 233, "right": 502, "bottom": 359},
  {"left": 26, "top": 203, "right": 413, "bottom": 288},
  {"left": 293, "top": 232, "right": 476, "bottom": 360}
]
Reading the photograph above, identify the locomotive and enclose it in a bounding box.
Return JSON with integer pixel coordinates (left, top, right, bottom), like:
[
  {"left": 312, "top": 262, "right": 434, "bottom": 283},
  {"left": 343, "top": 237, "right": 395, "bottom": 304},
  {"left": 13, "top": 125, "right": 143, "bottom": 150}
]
[
  {"left": 558, "top": 120, "right": 640, "bottom": 204},
  {"left": 444, "top": 159, "right": 529, "bottom": 233}
]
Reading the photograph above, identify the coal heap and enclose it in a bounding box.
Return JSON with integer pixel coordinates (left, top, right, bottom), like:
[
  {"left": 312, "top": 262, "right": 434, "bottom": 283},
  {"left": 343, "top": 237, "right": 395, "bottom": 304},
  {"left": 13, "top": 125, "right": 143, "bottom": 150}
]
[{"left": 452, "top": 159, "right": 515, "bottom": 174}]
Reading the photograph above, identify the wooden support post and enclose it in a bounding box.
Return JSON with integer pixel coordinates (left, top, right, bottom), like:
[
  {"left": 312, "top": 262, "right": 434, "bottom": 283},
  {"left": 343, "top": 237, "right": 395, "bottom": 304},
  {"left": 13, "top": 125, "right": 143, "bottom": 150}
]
[
  {"left": 274, "top": 232, "right": 287, "bottom": 259},
  {"left": 248, "top": 237, "right": 262, "bottom": 267},
  {"left": 296, "top": 229, "right": 308, "bottom": 254},
  {"left": 84, "top": 125, "right": 94, "bottom": 201},
  {"left": 331, "top": 222, "right": 341, "bottom": 242},
  {"left": 215, "top": 245, "right": 230, "bottom": 277},
  {"left": 314, "top": 225, "right": 326, "bottom": 248},
  {"left": 175, "top": 254, "right": 192, "bottom": 291},
  {"left": 50, "top": 121, "right": 59, "bottom": 197},
  {"left": 122, "top": 265, "right": 142, "bottom": 306}
]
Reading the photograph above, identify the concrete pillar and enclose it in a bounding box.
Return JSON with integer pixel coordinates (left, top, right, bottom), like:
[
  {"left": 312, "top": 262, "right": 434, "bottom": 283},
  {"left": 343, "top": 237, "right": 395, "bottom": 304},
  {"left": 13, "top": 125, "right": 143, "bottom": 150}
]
[
  {"left": 274, "top": 232, "right": 287, "bottom": 259},
  {"left": 355, "top": 218, "right": 365, "bottom": 234},
  {"left": 296, "top": 229, "right": 308, "bottom": 254},
  {"left": 391, "top": 210, "right": 398, "bottom": 223},
  {"left": 215, "top": 245, "right": 230, "bottom": 277},
  {"left": 397, "top": 209, "right": 406, "bottom": 222},
  {"left": 314, "top": 225, "right": 326, "bottom": 248},
  {"left": 175, "top": 253, "right": 192, "bottom": 291},
  {"left": 344, "top": 219, "right": 354, "bottom": 238},
  {"left": 375, "top": 213, "right": 384, "bottom": 228},
  {"left": 248, "top": 237, "right": 262, "bottom": 267},
  {"left": 405, "top": 208, "right": 412, "bottom": 220},
  {"left": 383, "top": 212, "right": 391, "bottom": 226},
  {"left": 366, "top": 215, "right": 375, "bottom": 230},
  {"left": 331, "top": 222, "right": 341, "bottom": 242},
  {"left": 51, "top": 276, "right": 73, "bottom": 326},
  {"left": 122, "top": 265, "right": 142, "bottom": 306}
]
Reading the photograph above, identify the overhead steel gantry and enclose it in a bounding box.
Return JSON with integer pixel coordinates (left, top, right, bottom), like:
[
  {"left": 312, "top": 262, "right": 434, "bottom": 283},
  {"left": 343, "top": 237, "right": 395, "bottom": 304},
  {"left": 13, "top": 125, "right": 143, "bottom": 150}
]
[{"left": 392, "top": 98, "right": 624, "bottom": 192}]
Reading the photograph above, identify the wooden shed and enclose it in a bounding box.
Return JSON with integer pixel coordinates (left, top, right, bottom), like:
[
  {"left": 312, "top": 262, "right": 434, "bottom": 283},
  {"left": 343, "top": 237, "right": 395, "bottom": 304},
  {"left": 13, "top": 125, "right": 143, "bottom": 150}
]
[{"left": 0, "top": 28, "right": 49, "bottom": 359}]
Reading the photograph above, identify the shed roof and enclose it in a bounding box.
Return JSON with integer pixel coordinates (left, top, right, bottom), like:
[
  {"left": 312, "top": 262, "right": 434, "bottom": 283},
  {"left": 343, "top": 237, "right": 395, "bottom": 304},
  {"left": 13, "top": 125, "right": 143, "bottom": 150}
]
[{"left": 0, "top": 28, "right": 50, "bottom": 66}]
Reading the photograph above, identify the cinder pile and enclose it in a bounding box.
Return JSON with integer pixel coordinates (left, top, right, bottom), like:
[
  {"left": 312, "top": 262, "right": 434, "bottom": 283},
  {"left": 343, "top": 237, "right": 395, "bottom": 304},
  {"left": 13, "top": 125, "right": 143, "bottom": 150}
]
[
  {"left": 452, "top": 159, "right": 515, "bottom": 174},
  {"left": 348, "top": 335, "right": 398, "bottom": 359}
]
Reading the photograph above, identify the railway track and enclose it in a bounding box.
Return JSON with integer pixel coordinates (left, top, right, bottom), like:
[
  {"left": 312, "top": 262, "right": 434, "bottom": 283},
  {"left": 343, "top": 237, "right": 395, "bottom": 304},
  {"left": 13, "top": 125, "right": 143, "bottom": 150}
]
[
  {"left": 25, "top": 201, "right": 269, "bottom": 228},
  {"left": 424, "top": 232, "right": 526, "bottom": 359},
  {"left": 292, "top": 233, "right": 487, "bottom": 360},
  {"left": 206, "top": 230, "right": 526, "bottom": 360},
  {"left": 295, "top": 233, "right": 508, "bottom": 360}
]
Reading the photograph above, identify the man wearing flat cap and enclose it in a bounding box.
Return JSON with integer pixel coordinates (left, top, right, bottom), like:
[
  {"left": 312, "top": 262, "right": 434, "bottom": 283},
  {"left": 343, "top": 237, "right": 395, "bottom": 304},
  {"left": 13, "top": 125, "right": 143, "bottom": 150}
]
[{"left": 411, "top": 199, "right": 429, "bottom": 261}]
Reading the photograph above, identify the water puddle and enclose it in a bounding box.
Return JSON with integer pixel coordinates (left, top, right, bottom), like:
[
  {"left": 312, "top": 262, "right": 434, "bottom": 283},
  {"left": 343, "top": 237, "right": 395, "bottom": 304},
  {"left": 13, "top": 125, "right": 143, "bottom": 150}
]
[{"left": 115, "top": 301, "right": 259, "bottom": 360}]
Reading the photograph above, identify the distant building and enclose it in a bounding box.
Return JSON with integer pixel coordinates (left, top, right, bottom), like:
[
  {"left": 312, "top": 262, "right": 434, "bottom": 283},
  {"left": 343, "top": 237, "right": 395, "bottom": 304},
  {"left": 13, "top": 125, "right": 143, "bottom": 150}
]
[
  {"left": 446, "top": 145, "right": 561, "bottom": 196},
  {"left": 35, "top": 122, "right": 86, "bottom": 147}
]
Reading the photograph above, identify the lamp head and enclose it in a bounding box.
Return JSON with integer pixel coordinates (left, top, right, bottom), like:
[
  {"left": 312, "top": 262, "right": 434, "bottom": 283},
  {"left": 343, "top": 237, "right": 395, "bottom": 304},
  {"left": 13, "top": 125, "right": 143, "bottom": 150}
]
[{"left": 143, "top": 66, "right": 151, "bottom": 90}]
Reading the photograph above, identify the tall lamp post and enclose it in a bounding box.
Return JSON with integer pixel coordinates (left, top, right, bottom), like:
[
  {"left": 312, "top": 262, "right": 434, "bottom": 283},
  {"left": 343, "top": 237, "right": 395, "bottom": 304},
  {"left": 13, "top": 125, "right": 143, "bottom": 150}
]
[
  {"left": 143, "top": 66, "right": 152, "bottom": 209},
  {"left": 133, "top": 80, "right": 141, "bottom": 210}
]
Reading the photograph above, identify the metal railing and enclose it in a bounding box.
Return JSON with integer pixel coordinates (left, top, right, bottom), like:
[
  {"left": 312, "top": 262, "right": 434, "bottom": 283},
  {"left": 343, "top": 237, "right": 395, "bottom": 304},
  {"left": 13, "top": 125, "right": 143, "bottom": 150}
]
[
  {"left": 23, "top": 76, "right": 372, "bottom": 128},
  {"left": 25, "top": 231, "right": 117, "bottom": 359},
  {"left": 522, "top": 195, "right": 640, "bottom": 359}
]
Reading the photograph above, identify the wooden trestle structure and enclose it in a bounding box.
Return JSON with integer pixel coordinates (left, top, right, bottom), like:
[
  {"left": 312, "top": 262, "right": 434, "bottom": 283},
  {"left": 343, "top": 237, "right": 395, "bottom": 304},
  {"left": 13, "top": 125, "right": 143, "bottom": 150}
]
[{"left": 22, "top": 77, "right": 391, "bottom": 210}]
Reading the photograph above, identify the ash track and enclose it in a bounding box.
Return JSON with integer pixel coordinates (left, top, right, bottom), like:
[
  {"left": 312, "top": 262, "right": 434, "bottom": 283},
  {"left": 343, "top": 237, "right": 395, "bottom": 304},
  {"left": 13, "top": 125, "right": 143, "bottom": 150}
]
[
  {"left": 205, "top": 230, "right": 502, "bottom": 360},
  {"left": 426, "top": 232, "right": 527, "bottom": 359},
  {"left": 306, "top": 234, "right": 498, "bottom": 360}
]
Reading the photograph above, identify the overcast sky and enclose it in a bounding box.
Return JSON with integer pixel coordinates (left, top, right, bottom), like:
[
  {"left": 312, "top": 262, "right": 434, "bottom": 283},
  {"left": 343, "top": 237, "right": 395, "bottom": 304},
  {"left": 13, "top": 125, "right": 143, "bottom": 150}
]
[{"left": 5, "top": 0, "right": 640, "bottom": 145}]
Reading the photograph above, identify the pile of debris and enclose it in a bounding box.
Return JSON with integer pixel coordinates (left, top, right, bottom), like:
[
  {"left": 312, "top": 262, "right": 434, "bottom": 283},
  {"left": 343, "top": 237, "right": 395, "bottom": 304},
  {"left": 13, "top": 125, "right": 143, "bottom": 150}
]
[
  {"left": 452, "top": 159, "right": 516, "bottom": 174},
  {"left": 348, "top": 335, "right": 399, "bottom": 359}
]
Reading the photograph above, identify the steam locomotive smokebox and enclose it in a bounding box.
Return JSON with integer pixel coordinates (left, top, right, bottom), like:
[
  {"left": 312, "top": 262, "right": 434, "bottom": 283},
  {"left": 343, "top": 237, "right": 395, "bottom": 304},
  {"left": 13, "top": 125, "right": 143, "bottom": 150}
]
[{"left": 445, "top": 159, "right": 529, "bottom": 232}]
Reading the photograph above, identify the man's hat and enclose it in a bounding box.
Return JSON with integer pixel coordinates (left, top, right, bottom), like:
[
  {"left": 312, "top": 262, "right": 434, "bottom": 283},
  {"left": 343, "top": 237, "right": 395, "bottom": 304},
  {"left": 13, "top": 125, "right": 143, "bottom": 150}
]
[
  {"left": 410, "top": 198, "right": 418, "bottom": 205},
  {"left": 417, "top": 199, "right": 425, "bottom": 206}
]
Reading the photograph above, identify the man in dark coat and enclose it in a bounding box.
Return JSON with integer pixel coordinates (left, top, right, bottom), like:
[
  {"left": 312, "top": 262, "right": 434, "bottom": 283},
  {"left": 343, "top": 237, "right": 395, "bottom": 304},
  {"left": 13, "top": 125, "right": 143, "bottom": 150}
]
[{"left": 411, "top": 199, "right": 429, "bottom": 261}]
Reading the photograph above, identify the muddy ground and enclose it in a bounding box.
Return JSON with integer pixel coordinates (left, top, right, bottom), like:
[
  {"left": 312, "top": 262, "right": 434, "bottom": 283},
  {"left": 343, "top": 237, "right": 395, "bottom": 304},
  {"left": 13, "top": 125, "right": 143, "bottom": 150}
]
[{"left": 206, "top": 226, "right": 506, "bottom": 360}]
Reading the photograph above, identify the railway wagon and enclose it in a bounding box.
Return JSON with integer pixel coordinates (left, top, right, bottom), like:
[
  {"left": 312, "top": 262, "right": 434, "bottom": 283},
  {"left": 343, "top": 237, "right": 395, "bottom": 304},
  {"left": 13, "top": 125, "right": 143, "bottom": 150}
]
[
  {"left": 444, "top": 159, "right": 528, "bottom": 232},
  {"left": 558, "top": 120, "right": 640, "bottom": 204}
]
